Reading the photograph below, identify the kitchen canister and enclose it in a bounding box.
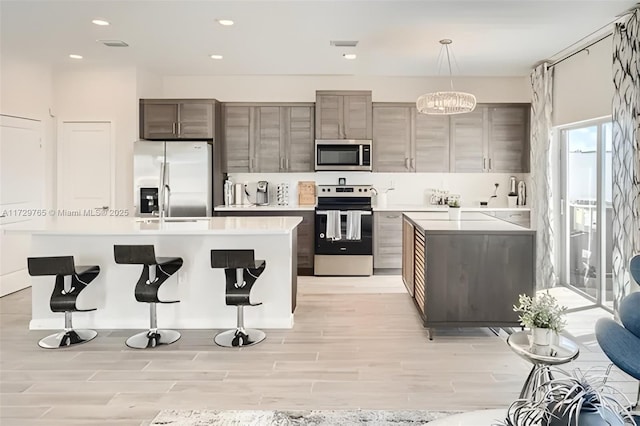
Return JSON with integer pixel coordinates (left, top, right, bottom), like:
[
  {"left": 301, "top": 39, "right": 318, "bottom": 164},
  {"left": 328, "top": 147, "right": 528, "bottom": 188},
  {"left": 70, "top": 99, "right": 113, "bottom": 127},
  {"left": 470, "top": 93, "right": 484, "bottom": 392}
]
[{"left": 276, "top": 183, "right": 290, "bottom": 206}]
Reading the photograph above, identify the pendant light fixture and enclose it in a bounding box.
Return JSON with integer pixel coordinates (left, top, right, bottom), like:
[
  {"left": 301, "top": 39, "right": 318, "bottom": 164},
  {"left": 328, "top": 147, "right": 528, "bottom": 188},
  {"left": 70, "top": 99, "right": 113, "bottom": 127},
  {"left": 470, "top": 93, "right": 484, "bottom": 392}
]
[{"left": 416, "top": 39, "right": 476, "bottom": 115}]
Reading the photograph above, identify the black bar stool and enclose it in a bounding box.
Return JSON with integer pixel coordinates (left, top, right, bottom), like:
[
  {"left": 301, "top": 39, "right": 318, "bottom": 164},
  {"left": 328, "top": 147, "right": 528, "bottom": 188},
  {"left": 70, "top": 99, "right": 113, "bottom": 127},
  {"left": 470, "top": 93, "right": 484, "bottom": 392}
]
[
  {"left": 114, "top": 245, "right": 183, "bottom": 349},
  {"left": 211, "top": 249, "right": 266, "bottom": 347},
  {"left": 27, "top": 256, "right": 100, "bottom": 349}
]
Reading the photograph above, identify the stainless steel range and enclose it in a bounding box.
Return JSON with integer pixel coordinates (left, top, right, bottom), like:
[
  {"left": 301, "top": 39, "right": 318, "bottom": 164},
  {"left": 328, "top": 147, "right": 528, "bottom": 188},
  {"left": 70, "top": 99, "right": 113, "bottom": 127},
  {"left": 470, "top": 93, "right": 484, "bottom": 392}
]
[{"left": 314, "top": 185, "right": 373, "bottom": 276}]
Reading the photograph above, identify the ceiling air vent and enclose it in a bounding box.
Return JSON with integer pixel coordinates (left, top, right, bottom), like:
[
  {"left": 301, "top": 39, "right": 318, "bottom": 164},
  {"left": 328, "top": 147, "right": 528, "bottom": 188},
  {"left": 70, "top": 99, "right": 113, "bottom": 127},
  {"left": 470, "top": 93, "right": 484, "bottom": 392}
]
[
  {"left": 98, "top": 40, "right": 129, "bottom": 47},
  {"left": 330, "top": 40, "right": 358, "bottom": 47}
]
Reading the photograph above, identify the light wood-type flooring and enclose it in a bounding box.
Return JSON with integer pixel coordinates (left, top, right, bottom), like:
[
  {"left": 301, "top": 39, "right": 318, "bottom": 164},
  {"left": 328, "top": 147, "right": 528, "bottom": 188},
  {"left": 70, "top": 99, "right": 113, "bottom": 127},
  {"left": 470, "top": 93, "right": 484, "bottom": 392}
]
[{"left": 0, "top": 276, "right": 636, "bottom": 425}]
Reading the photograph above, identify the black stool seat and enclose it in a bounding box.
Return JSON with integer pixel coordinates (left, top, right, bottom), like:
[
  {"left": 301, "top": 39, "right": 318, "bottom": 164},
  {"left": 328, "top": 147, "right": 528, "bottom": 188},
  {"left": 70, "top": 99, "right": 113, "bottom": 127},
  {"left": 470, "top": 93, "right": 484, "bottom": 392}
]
[
  {"left": 27, "top": 256, "right": 100, "bottom": 349},
  {"left": 113, "top": 245, "right": 182, "bottom": 349},
  {"left": 211, "top": 249, "right": 266, "bottom": 347}
]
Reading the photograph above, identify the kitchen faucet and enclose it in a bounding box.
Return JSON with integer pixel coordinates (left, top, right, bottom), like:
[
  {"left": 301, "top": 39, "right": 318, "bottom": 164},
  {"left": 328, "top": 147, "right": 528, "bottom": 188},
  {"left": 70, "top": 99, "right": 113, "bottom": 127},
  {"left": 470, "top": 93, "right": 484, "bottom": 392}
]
[{"left": 485, "top": 183, "right": 499, "bottom": 206}]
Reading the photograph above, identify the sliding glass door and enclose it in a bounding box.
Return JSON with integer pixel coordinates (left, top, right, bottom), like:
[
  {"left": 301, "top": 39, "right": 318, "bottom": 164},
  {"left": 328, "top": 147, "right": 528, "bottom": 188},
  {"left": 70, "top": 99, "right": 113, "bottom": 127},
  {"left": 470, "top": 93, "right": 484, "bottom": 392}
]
[{"left": 560, "top": 119, "right": 613, "bottom": 310}]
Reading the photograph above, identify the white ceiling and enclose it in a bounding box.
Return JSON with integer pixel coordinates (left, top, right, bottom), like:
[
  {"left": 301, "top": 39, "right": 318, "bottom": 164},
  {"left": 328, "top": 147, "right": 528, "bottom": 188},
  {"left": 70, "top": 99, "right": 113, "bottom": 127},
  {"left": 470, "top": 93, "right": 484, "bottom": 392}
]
[{"left": 1, "top": 0, "right": 637, "bottom": 77}]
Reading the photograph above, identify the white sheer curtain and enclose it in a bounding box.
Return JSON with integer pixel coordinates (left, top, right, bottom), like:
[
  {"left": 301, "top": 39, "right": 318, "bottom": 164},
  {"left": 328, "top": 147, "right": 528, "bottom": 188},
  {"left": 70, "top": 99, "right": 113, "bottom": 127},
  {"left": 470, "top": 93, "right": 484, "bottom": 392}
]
[
  {"left": 612, "top": 7, "right": 640, "bottom": 310},
  {"left": 530, "top": 63, "right": 556, "bottom": 290}
]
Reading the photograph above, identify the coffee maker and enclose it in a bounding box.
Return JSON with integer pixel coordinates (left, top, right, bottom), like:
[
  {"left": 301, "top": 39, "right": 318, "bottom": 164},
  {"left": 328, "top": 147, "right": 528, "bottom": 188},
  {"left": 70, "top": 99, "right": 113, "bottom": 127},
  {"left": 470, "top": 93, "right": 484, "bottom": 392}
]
[{"left": 256, "top": 181, "right": 269, "bottom": 206}]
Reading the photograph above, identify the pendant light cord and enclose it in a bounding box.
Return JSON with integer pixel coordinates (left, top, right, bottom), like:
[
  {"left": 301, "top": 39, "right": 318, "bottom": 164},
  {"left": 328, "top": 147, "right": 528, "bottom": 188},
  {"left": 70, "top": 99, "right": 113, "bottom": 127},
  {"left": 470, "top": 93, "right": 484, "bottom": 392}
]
[{"left": 444, "top": 44, "right": 454, "bottom": 90}]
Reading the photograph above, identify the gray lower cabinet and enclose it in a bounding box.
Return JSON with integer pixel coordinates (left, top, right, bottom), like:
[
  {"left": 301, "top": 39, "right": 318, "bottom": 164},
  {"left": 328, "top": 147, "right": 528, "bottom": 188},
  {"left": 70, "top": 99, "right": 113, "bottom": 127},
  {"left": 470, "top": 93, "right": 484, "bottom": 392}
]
[
  {"left": 485, "top": 210, "right": 531, "bottom": 228},
  {"left": 223, "top": 103, "right": 314, "bottom": 173},
  {"left": 215, "top": 210, "right": 314, "bottom": 274},
  {"left": 316, "top": 91, "right": 372, "bottom": 140},
  {"left": 373, "top": 211, "right": 403, "bottom": 269}
]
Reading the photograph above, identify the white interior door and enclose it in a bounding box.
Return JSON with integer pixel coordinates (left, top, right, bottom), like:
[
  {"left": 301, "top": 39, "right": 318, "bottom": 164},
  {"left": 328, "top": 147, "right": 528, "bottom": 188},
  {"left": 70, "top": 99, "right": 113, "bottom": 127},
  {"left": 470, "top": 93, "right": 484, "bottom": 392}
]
[
  {"left": 58, "top": 122, "right": 113, "bottom": 212},
  {"left": 0, "top": 115, "right": 44, "bottom": 296}
]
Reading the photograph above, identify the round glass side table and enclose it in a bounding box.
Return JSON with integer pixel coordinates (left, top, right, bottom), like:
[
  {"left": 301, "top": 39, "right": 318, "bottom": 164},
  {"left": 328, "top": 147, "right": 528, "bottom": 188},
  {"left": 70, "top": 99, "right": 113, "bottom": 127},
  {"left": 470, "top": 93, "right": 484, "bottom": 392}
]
[{"left": 507, "top": 330, "right": 580, "bottom": 399}]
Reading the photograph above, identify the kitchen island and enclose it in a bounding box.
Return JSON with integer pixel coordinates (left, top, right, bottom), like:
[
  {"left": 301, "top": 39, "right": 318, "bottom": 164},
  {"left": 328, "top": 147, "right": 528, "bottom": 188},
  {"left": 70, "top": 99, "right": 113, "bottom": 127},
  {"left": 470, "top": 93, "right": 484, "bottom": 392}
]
[
  {"left": 402, "top": 212, "right": 535, "bottom": 338},
  {"left": 8, "top": 216, "right": 301, "bottom": 330}
]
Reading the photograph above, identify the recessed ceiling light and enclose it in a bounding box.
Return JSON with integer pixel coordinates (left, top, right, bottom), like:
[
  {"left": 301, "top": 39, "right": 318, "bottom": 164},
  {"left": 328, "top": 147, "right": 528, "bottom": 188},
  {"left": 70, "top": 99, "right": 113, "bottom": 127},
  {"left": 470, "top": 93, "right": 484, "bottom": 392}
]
[
  {"left": 210, "top": 54, "right": 223, "bottom": 60},
  {"left": 217, "top": 19, "right": 234, "bottom": 26},
  {"left": 343, "top": 53, "right": 357, "bottom": 60},
  {"left": 92, "top": 19, "right": 110, "bottom": 26},
  {"left": 69, "top": 54, "right": 83, "bottom": 59}
]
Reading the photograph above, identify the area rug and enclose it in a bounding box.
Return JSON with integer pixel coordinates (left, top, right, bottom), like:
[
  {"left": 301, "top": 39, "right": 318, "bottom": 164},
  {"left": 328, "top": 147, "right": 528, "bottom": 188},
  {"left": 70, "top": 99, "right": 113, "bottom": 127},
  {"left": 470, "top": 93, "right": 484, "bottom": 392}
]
[{"left": 150, "top": 409, "right": 458, "bottom": 425}]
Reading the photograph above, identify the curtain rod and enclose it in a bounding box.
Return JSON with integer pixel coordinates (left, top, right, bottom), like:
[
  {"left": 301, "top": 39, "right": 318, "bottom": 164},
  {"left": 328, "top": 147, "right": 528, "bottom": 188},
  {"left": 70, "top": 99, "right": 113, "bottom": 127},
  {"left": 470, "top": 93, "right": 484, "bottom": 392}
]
[
  {"left": 548, "top": 32, "right": 613, "bottom": 68},
  {"left": 546, "top": 4, "right": 639, "bottom": 69}
]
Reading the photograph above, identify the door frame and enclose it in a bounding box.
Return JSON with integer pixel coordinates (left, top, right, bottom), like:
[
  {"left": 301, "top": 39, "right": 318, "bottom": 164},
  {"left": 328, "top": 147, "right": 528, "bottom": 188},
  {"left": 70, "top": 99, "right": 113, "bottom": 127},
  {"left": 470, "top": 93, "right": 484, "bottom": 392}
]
[
  {"left": 56, "top": 120, "right": 115, "bottom": 211},
  {"left": 557, "top": 116, "right": 611, "bottom": 312}
]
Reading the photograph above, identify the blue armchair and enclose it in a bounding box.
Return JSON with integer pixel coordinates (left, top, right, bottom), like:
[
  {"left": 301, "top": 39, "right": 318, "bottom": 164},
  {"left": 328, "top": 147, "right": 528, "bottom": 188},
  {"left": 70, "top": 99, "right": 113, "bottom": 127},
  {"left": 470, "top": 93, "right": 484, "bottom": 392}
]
[{"left": 596, "top": 254, "right": 640, "bottom": 410}]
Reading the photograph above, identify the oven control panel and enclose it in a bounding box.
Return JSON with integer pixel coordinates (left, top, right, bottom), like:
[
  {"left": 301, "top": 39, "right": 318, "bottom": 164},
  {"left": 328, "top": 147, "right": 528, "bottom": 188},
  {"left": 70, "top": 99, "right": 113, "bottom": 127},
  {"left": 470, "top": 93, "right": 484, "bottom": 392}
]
[{"left": 317, "top": 185, "right": 373, "bottom": 197}]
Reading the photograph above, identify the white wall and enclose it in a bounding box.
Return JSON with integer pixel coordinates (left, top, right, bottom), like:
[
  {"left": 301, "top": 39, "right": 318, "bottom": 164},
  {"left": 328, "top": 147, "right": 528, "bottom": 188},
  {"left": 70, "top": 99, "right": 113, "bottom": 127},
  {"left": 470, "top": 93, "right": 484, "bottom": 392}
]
[
  {"left": 0, "top": 56, "right": 55, "bottom": 208},
  {"left": 553, "top": 37, "right": 613, "bottom": 126},
  {"left": 229, "top": 172, "right": 527, "bottom": 209},
  {"left": 53, "top": 67, "right": 138, "bottom": 211},
  {"left": 162, "top": 75, "right": 530, "bottom": 103}
]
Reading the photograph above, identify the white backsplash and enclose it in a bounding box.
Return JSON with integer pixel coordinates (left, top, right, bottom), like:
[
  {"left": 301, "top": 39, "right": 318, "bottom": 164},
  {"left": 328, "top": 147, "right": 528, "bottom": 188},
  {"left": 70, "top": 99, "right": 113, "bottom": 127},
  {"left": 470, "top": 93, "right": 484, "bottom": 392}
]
[{"left": 228, "top": 172, "right": 530, "bottom": 208}]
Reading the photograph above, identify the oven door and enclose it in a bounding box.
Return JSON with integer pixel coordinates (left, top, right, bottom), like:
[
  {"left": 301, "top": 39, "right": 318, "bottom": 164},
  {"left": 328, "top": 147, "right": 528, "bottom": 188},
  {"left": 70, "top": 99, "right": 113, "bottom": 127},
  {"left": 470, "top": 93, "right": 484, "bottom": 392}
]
[
  {"left": 315, "top": 210, "right": 373, "bottom": 255},
  {"left": 315, "top": 140, "right": 371, "bottom": 171}
]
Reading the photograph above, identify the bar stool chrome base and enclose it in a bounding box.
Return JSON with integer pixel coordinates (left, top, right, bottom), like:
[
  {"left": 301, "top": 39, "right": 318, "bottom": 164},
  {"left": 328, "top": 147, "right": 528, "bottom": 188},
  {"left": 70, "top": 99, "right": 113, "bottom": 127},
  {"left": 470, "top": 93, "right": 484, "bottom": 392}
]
[
  {"left": 215, "top": 328, "right": 265, "bottom": 347},
  {"left": 39, "top": 329, "right": 98, "bottom": 349},
  {"left": 126, "top": 329, "right": 180, "bottom": 349}
]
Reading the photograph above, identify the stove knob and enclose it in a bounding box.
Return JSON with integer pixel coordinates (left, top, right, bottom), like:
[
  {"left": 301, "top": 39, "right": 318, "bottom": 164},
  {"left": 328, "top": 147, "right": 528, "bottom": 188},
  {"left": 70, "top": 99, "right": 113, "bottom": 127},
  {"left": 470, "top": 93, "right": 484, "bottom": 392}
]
[
  {"left": 359, "top": 188, "right": 362, "bottom": 192},
  {"left": 364, "top": 188, "right": 368, "bottom": 192},
  {"left": 322, "top": 188, "right": 326, "bottom": 192},
  {"left": 320, "top": 233, "right": 325, "bottom": 238}
]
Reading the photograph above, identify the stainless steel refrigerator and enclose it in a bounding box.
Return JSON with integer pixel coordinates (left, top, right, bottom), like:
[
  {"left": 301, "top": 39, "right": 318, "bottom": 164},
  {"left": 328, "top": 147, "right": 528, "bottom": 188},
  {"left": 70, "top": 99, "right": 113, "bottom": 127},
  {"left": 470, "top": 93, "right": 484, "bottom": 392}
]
[{"left": 133, "top": 141, "right": 212, "bottom": 217}]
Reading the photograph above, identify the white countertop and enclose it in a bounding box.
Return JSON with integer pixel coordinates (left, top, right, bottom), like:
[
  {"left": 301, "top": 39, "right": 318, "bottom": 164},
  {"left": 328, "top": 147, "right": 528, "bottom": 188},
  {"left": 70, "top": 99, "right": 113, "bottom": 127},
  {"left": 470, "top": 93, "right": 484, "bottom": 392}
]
[
  {"left": 404, "top": 212, "right": 533, "bottom": 232},
  {"left": 4, "top": 216, "right": 303, "bottom": 236},
  {"left": 215, "top": 204, "right": 315, "bottom": 211},
  {"left": 373, "top": 204, "right": 531, "bottom": 212}
]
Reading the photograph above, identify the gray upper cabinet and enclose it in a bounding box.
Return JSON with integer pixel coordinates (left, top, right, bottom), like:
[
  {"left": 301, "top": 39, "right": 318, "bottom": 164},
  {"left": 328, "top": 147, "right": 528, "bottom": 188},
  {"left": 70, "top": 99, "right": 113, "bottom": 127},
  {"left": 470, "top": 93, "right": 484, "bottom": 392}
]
[
  {"left": 223, "top": 103, "right": 314, "bottom": 173},
  {"left": 140, "top": 99, "right": 214, "bottom": 140},
  {"left": 256, "top": 106, "right": 281, "bottom": 172},
  {"left": 316, "top": 91, "right": 372, "bottom": 140},
  {"left": 282, "top": 106, "right": 315, "bottom": 172},
  {"left": 372, "top": 103, "right": 450, "bottom": 172},
  {"left": 450, "top": 104, "right": 530, "bottom": 173},
  {"left": 373, "top": 105, "right": 412, "bottom": 172},
  {"left": 413, "top": 110, "right": 450, "bottom": 173},
  {"left": 450, "top": 107, "right": 487, "bottom": 173},
  {"left": 487, "top": 105, "right": 530, "bottom": 173},
  {"left": 223, "top": 105, "right": 254, "bottom": 172}
]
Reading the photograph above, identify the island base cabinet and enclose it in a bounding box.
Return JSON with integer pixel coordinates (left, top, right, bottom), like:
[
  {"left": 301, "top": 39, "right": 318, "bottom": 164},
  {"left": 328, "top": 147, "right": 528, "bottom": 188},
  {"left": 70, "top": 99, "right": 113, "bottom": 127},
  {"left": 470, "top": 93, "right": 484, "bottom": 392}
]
[{"left": 422, "top": 233, "right": 535, "bottom": 327}]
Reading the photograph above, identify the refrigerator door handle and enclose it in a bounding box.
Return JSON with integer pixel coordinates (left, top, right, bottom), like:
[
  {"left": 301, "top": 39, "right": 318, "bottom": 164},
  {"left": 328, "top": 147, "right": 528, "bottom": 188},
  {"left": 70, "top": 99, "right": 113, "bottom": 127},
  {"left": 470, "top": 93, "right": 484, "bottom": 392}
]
[{"left": 164, "top": 184, "right": 171, "bottom": 217}]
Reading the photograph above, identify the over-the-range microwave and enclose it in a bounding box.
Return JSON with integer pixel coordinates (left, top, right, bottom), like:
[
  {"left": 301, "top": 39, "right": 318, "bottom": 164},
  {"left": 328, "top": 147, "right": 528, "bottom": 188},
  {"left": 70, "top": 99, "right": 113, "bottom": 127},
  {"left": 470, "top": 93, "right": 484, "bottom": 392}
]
[{"left": 314, "top": 140, "right": 372, "bottom": 171}]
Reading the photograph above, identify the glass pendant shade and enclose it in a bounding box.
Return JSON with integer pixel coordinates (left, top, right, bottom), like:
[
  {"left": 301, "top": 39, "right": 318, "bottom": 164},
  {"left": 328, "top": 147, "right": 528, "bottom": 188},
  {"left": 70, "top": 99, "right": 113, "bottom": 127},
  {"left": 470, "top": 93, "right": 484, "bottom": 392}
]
[
  {"left": 417, "top": 39, "right": 476, "bottom": 115},
  {"left": 416, "top": 91, "right": 477, "bottom": 115}
]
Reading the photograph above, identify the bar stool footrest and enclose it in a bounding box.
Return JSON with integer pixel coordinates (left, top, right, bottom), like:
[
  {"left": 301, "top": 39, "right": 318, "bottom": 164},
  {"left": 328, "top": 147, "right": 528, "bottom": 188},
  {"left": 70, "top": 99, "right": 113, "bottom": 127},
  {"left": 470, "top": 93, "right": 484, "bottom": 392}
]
[
  {"left": 214, "top": 328, "right": 265, "bottom": 347},
  {"left": 125, "top": 329, "right": 180, "bottom": 349},
  {"left": 38, "top": 329, "right": 97, "bottom": 349}
]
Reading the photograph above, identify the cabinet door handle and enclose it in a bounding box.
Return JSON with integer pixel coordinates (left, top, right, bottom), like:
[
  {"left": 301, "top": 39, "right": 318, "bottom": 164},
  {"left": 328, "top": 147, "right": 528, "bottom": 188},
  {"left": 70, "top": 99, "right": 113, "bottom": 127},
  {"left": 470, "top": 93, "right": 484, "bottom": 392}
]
[
  {"left": 488, "top": 158, "right": 492, "bottom": 171},
  {"left": 483, "top": 157, "right": 487, "bottom": 170},
  {"left": 286, "top": 158, "right": 289, "bottom": 170},
  {"left": 250, "top": 158, "right": 254, "bottom": 171},
  {"left": 177, "top": 122, "right": 182, "bottom": 135},
  {"left": 172, "top": 122, "right": 177, "bottom": 134},
  {"left": 410, "top": 158, "right": 415, "bottom": 170},
  {"left": 405, "top": 158, "right": 410, "bottom": 170},
  {"left": 280, "top": 158, "right": 285, "bottom": 170},
  {"left": 385, "top": 215, "right": 400, "bottom": 219}
]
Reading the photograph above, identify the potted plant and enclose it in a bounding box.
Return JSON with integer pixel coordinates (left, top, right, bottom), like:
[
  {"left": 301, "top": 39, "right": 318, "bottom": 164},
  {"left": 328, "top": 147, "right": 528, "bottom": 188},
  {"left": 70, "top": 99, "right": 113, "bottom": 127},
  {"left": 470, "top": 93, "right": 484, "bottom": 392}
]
[
  {"left": 448, "top": 198, "right": 461, "bottom": 221},
  {"left": 513, "top": 292, "right": 568, "bottom": 346},
  {"left": 500, "top": 368, "right": 636, "bottom": 426}
]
